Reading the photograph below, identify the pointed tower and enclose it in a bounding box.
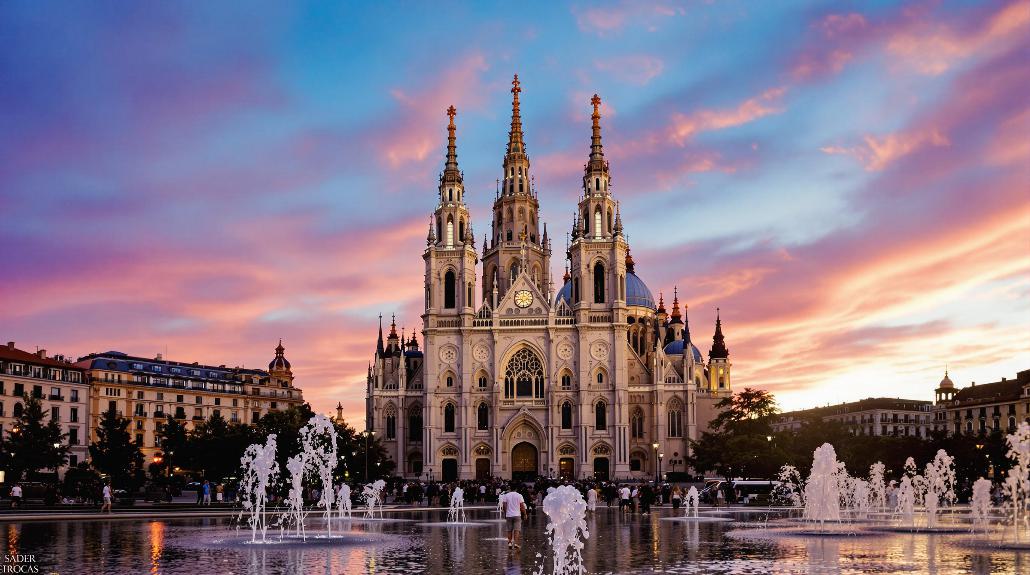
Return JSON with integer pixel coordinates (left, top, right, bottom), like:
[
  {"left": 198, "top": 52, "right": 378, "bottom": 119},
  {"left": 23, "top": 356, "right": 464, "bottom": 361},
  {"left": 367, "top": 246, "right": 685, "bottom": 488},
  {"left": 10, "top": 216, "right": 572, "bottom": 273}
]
[
  {"left": 482, "top": 75, "right": 551, "bottom": 301},
  {"left": 668, "top": 287, "right": 684, "bottom": 341},
  {"left": 708, "top": 308, "right": 731, "bottom": 392},
  {"left": 424, "top": 105, "right": 479, "bottom": 324},
  {"left": 268, "top": 339, "right": 294, "bottom": 388}
]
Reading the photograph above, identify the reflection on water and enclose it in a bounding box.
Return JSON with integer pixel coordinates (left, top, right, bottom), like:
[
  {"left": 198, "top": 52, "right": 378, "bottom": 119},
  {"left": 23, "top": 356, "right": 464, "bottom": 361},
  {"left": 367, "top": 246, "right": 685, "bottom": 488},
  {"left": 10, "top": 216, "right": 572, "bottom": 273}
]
[{"left": 0, "top": 508, "right": 1027, "bottom": 574}]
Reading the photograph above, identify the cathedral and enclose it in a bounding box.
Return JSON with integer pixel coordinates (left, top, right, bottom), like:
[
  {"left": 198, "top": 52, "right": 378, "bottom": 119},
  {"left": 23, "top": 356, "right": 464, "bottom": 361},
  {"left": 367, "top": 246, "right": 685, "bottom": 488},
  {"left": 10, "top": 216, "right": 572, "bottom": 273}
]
[{"left": 365, "top": 75, "right": 733, "bottom": 482}]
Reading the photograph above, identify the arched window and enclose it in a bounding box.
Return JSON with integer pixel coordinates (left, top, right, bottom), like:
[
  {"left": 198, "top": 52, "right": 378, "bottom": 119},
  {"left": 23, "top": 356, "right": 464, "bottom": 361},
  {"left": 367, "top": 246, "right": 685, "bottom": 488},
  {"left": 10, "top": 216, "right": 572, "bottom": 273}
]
[
  {"left": 504, "top": 348, "right": 545, "bottom": 399},
  {"left": 446, "top": 375, "right": 454, "bottom": 387},
  {"left": 510, "top": 262, "right": 520, "bottom": 284},
  {"left": 444, "top": 270, "right": 456, "bottom": 309},
  {"left": 593, "top": 208, "right": 602, "bottom": 238},
  {"left": 444, "top": 403, "right": 455, "bottom": 433},
  {"left": 478, "top": 403, "right": 489, "bottom": 430},
  {"left": 595, "top": 177, "right": 600, "bottom": 191},
  {"left": 13, "top": 402, "right": 23, "bottom": 418},
  {"left": 668, "top": 401, "right": 683, "bottom": 438},
  {"left": 631, "top": 408, "right": 644, "bottom": 438},
  {"left": 408, "top": 405, "right": 423, "bottom": 442},
  {"left": 593, "top": 262, "right": 605, "bottom": 303},
  {"left": 583, "top": 209, "right": 589, "bottom": 235},
  {"left": 458, "top": 219, "right": 465, "bottom": 242},
  {"left": 436, "top": 216, "right": 442, "bottom": 244},
  {"left": 385, "top": 412, "right": 396, "bottom": 439},
  {"left": 561, "top": 401, "right": 573, "bottom": 429},
  {"left": 561, "top": 373, "right": 572, "bottom": 390},
  {"left": 478, "top": 375, "right": 488, "bottom": 389},
  {"left": 448, "top": 188, "right": 453, "bottom": 202},
  {"left": 597, "top": 371, "right": 605, "bottom": 386},
  {"left": 446, "top": 216, "right": 454, "bottom": 246},
  {"left": 607, "top": 209, "right": 613, "bottom": 233},
  {"left": 573, "top": 276, "right": 580, "bottom": 303},
  {"left": 595, "top": 401, "right": 607, "bottom": 430}
]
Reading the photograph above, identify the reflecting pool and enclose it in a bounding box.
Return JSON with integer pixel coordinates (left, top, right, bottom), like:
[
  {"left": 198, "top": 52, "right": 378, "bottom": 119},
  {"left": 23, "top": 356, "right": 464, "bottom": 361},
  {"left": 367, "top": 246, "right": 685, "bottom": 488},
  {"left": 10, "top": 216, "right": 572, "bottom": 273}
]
[{"left": 0, "top": 507, "right": 1027, "bottom": 574}]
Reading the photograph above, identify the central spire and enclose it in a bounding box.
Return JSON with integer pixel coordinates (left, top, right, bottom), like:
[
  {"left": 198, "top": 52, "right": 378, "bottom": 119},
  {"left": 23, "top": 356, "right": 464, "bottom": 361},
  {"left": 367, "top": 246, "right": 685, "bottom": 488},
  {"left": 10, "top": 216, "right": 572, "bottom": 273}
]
[
  {"left": 507, "top": 74, "right": 525, "bottom": 157},
  {"left": 588, "top": 94, "right": 605, "bottom": 168},
  {"left": 441, "top": 105, "right": 462, "bottom": 185}
]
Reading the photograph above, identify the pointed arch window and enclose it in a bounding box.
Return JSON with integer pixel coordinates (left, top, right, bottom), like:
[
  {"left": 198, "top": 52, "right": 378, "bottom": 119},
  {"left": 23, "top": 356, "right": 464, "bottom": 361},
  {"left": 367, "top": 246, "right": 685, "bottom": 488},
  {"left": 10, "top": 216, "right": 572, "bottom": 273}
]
[
  {"left": 504, "top": 348, "right": 544, "bottom": 399},
  {"left": 448, "top": 188, "right": 453, "bottom": 202},
  {"left": 446, "top": 216, "right": 454, "bottom": 247},
  {"left": 444, "top": 270, "right": 456, "bottom": 309},
  {"left": 593, "top": 262, "right": 605, "bottom": 304},
  {"left": 595, "top": 177, "right": 600, "bottom": 191},
  {"left": 478, "top": 375, "right": 488, "bottom": 389},
  {"left": 458, "top": 219, "right": 465, "bottom": 242},
  {"left": 408, "top": 405, "right": 423, "bottom": 442},
  {"left": 560, "top": 373, "right": 572, "bottom": 390},
  {"left": 668, "top": 402, "right": 683, "bottom": 438},
  {"left": 597, "top": 371, "right": 605, "bottom": 386},
  {"left": 510, "top": 262, "right": 520, "bottom": 284},
  {"left": 573, "top": 276, "right": 580, "bottom": 303},
  {"left": 631, "top": 408, "right": 644, "bottom": 439},
  {"left": 467, "top": 282, "right": 473, "bottom": 308},
  {"left": 385, "top": 412, "right": 396, "bottom": 439},
  {"left": 593, "top": 208, "right": 602, "bottom": 238},
  {"left": 595, "top": 401, "right": 607, "bottom": 430},
  {"left": 477, "top": 403, "right": 489, "bottom": 430},
  {"left": 444, "top": 403, "right": 455, "bottom": 433},
  {"left": 561, "top": 401, "right": 573, "bottom": 429}
]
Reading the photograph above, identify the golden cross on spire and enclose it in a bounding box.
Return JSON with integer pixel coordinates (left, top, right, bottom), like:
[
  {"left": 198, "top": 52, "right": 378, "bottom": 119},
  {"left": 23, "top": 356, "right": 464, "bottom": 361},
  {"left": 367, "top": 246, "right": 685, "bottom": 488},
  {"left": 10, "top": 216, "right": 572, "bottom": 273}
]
[
  {"left": 446, "top": 105, "right": 456, "bottom": 122},
  {"left": 591, "top": 94, "right": 601, "bottom": 118},
  {"left": 512, "top": 74, "right": 521, "bottom": 96}
]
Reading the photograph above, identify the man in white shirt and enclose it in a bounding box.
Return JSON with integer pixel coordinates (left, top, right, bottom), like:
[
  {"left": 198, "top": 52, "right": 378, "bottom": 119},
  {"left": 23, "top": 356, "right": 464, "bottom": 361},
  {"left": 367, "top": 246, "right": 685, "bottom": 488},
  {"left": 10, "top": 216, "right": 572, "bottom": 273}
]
[
  {"left": 10, "top": 484, "right": 22, "bottom": 508},
  {"left": 101, "top": 482, "right": 113, "bottom": 513},
  {"left": 619, "top": 485, "right": 631, "bottom": 512},
  {"left": 501, "top": 489, "right": 527, "bottom": 549}
]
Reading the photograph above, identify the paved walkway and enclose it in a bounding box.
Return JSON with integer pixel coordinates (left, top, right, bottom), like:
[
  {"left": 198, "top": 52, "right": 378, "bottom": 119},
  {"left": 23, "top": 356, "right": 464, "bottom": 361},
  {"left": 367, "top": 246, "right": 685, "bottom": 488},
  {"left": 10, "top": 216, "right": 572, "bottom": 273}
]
[{"left": 0, "top": 504, "right": 501, "bottom": 523}]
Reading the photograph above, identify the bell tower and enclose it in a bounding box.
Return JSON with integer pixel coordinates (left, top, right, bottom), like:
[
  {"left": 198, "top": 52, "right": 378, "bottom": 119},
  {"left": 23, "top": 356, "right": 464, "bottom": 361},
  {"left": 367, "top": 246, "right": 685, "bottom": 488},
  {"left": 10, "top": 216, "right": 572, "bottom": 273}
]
[
  {"left": 424, "top": 106, "right": 478, "bottom": 321},
  {"left": 482, "top": 74, "right": 551, "bottom": 305}
]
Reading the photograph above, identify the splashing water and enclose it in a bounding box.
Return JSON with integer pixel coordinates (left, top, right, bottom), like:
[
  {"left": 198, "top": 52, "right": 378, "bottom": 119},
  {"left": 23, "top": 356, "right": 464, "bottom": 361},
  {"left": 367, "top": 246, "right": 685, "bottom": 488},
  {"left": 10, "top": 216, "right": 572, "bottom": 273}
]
[
  {"left": 363, "top": 479, "right": 386, "bottom": 519},
  {"left": 685, "top": 486, "right": 700, "bottom": 518},
  {"left": 895, "top": 476, "right": 916, "bottom": 528},
  {"left": 300, "top": 414, "right": 339, "bottom": 536},
  {"left": 237, "top": 434, "right": 279, "bottom": 543},
  {"left": 971, "top": 477, "right": 993, "bottom": 534},
  {"left": 869, "top": 462, "right": 887, "bottom": 512},
  {"left": 923, "top": 449, "right": 956, "bottom": 528},
  {"left": 283, "top": 453, "right": 309, "bottom": 539},
  {"left": 1005, "top": 422, "right": 1030, "bottom": 542},
  {"left": 537, "top": 485, "right": 589, "bottom": 575},
  {"left": 803, "top": 443, "right": 841, "bottom": 523},
  {"left": 448, "top": 486, "right": 466, "bottom": 523},
  {"left": 772, "top": 464, "right": 804, "bottom": 509},
  {"left": 338, "top": 483, "right": 352, "bottom": 518}
]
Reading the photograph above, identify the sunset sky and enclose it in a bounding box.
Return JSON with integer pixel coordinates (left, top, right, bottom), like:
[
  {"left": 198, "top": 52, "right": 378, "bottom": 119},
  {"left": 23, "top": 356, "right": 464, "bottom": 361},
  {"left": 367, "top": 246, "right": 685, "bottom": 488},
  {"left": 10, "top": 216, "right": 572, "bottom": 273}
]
[{"left": 2, "top": 1, "right": 1028, "bottom": 424}]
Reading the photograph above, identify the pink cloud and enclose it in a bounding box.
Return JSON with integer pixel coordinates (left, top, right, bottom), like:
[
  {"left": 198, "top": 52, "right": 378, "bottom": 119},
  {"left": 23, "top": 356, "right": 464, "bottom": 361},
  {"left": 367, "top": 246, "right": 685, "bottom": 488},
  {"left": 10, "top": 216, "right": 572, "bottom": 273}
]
[
  {"left": 668, "top": 87, "right": 786, "bottom": 145},
  {"left": 821, "top": 128, "right": 950, "bottom": 171},
  {"left": 572, "top": 2, "right": 683, "bottom": 36},
  {"left": 594, "top": 55, "right": 665, "bottom": 85}
]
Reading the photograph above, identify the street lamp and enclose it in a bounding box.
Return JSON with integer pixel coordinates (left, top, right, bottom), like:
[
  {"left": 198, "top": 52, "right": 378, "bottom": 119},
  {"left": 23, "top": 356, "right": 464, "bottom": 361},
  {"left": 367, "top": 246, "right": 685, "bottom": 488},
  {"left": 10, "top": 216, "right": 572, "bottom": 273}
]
[
  {"left": 658, "top": 453, "right": 664, "bottom": 485},
  {"left": 766, "top": 435, "right": 772, "bottom": 442},
  {"left": 364, "top": 430, "right": 375, "bottom": 481},
  {"left": 652, "top": 442, "right": 659, "bottom": 482}
]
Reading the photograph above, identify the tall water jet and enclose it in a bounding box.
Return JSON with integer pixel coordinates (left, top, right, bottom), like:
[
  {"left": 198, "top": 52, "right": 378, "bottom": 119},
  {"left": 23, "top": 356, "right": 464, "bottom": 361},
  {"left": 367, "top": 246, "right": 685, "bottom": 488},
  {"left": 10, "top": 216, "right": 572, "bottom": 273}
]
[
  {"left": 539, "top": 485, "right": 590, "bottom": 575},
  {"left": 895, "top": 476, "right": 916, "bottom": 528},
  {"left": 448, "top": 486, "right": 466, "bottom": 523},
  {"left": 923, "top": 449, "right": 956, "bottom": 528},
  {"left": 237, "top": 434, "right": 279, "bottom": 543},
  {"left": 363, "top": 479, "right": 386, "bottom": 519},
  {"left": 338, "top": 483, "right": 352, "bottom": 518},
  {"left": 773, "top": 464, "right": 804, "bottom": 509},
  {"left": 869, "top": 462, "right": 887, "bottom": 512},
  {"left": 685, "top": 486, "right": 700, "bottom": 518},
  {"left": 1004, "top": 422, "right": 1030, "bottom": 542},
  {"left": 300, "top": 414, "right": 339, "bottom": 536},
  {"left": 971, "top": 477, "right": 993, "bottom": 534},
  {"left": 803, "top": 443, "right": 841, "bottom": 523},
  {"left": 851, "top": 478, "right": 871, "bottom": 519},
  {"left": 283, "top": 453, "right": 309, "bottom": 539}
]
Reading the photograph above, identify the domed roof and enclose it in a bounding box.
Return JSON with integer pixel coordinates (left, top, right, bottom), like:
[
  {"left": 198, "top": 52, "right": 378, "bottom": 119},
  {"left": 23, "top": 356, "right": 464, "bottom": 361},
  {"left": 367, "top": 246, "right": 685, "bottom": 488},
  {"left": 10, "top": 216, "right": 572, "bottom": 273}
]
[
  {"left": 663, "top": 339, "right": 703, "bottom": 362},
  {"left": 269, "top": 340, "right": 291, "bottom": 372},
  {"left": 938, "top": 370, "right": 954, "bottom": 389},
  {"left": 554, "top": 272, "right": 656, "bottom": 310}
]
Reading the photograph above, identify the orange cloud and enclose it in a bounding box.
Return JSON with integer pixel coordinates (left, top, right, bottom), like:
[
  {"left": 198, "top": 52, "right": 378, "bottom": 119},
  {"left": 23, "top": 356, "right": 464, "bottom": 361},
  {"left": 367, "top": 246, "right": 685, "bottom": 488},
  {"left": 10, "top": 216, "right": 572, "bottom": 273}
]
[
  {"left": 669, "top": 87, "right": 786, "bottom": 145},
  {"left": 821, "top": 129, "right": 949, "bottom": 171}
]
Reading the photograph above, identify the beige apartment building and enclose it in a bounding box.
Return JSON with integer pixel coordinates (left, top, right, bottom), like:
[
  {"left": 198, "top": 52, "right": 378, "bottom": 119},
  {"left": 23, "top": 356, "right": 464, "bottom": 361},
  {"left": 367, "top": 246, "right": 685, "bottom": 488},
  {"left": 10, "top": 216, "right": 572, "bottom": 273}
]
[
  {"left": 76, "top": 341, "right": 303, "bottom": 464},
  {"left": 0, "top": 342, "right": 91, "bottom": 476}
]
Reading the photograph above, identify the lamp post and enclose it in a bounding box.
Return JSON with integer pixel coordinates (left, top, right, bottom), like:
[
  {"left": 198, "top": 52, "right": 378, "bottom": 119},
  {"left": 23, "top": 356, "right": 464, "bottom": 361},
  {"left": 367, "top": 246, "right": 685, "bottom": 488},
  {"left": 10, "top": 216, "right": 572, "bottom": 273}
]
[
  {"left": 652, "top": 442, "right": 659, "bottom": 482},
  {"left": 658, "top": 453, "right": 664, "bottom": 484}
]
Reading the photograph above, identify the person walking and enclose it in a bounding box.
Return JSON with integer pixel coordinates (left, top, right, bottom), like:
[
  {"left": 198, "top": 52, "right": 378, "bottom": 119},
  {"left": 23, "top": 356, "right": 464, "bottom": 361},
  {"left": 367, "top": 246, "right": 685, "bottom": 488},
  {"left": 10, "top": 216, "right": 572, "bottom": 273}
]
[
  {"left": 202, "top": 480, "right": 212, "bottom": 505},
  {"left": 619, "top": 484, "right": 631, "bottom": 513},
  {"left": 216, "top": 483, "right": 224, "bottom": 503},
  {"left": 501, "top": 487, "right": 527, "bottom": 550},
  {"left": 586, "top": 485, "right": 598, "bottom": 512},
  {"left": 671, "top": 485, "right": 682, "bottom": 511},
  {"left": 101, "top": 482, "right": 113, "bottom": 513},
  {"left": 10, "top": 484, "right": 22, "bottom": 509}
]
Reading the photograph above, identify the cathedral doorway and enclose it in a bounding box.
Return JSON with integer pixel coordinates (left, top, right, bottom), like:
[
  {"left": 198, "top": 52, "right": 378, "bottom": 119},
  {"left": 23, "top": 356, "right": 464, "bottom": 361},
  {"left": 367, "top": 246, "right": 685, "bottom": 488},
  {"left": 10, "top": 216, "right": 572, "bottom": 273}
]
[
  {"left": 476, "top": 458, "right": 491, "bottom": 479},
  {"left": 593, "top": 457, "right": 610, "bottom": 480},
  {"left": 442, "top": 458, "right": 458, "bottom": 482},
  {"left": 511, "top": 442, "right": 538, "bottom": 481},
  {"left": 559, "top": 458, "right": 574, "bottom": 480}
]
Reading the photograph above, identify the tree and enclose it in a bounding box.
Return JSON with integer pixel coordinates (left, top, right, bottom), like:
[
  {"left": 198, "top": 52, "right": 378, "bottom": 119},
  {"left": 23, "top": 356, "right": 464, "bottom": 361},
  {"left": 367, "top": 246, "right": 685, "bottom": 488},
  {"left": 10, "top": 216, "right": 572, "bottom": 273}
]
[
  {"left": 0, "top": 395, "right": 68, "bottom": 482},
  {"left": 688, "top": 388, "right": 784, "bottom": 479},
  {"left": 190, "top": 414, "right": 256, "bottom": 481},
  {"left": 89, "top": 408, "right": 144, "bottom": 491},
  {"left": 156, "top": 415, "right": 189, "bottom": 477}
]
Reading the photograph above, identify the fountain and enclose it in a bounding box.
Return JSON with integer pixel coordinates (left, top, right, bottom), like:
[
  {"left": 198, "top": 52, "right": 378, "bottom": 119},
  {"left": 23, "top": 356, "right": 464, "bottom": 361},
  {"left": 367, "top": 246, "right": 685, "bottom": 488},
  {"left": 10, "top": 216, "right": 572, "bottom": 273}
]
[
  {"left": 1004, "top": 422, "right": 1030, "bottom": 543},
  {"left": 971, "top": 478, "right": 993, "bottom": 533},
  {"left": 363, "top": 479, "right": 386, "bottom": 519},
  {"left": 237, "top": 434, "right": 279, "bottom": 543},
  {"left": 686, "top": 486, "right": 700, "bottom": 518},
  {"left": 283, "top": 453, "right": 309, "bottom": 539},
  {"left": 772, "top": 464, "right": 804, "bottom": 509},
  {"left": 923, "top": 449, "right": 956, "bottom": 528},
  {"left": 537, "top": 485, "right": 589, "bottom": 575},
  {"left": 300, "top": 414, "right": 339, "bottom": 537},
  {"left": 869, "top": 462, "right": 887, "bottom": 512},
  {"left": 448, "top": 486, "right": 467, "bottom": 523},
  {"left": 895, "top": 476, "right": 916, "bottom": 529},
  {"left": 338, "top": 483, "right": 352, "bottom": 518},
  {"left": 803, "top": 443, "right": 841, "bottom": 524}
]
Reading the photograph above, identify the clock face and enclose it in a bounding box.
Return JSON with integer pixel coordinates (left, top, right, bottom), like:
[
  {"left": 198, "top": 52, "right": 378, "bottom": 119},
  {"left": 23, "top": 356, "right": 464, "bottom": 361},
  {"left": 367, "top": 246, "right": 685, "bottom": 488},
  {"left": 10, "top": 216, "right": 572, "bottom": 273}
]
[{"left": 514, "top": 289, "right": 534, "bottom": 308}]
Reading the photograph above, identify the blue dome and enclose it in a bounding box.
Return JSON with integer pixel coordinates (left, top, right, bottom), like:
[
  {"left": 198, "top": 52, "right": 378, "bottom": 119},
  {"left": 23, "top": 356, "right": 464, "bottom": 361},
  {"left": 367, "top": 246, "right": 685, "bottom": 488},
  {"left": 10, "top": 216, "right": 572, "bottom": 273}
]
[
  {"left": 555, "top": 272, "right": 656, "bottom": 310},
  {"left": 663, "top": 339, "right": 702, "bottom": 362}
]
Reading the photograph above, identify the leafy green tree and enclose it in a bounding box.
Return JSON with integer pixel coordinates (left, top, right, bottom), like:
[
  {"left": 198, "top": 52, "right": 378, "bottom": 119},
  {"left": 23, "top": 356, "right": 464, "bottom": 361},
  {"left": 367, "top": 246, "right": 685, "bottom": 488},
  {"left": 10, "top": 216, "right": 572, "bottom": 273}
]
[
  {"left": 0, "top": 395, "right": 68, "bottom": 482},
  {"left": 156, "top": 415, "right": 189, "bottom": 476},
  {"left": 689, "top": 388, "right": 784, "bottom": 478},
  {"left": 190, "top": 414, "right": 256, "bottom": 481},
  {"left": 89, "top": 408, "right": 144, "bottom": 491}
]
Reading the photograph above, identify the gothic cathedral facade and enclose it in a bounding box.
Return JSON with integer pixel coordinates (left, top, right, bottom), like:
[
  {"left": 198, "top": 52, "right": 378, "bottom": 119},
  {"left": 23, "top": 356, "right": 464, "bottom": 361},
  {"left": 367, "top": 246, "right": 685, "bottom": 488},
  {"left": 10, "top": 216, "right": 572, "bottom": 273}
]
[{"left": 365, "top": 76, "right": 733, "bottom": 482}]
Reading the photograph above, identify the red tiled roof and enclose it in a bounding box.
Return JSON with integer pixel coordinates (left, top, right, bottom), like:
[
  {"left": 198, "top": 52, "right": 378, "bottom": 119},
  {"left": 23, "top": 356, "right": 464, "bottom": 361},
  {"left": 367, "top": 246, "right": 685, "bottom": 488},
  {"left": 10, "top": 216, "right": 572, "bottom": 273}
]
[{"left": 0, "top": 344, "right": 84, "bottom": 371}]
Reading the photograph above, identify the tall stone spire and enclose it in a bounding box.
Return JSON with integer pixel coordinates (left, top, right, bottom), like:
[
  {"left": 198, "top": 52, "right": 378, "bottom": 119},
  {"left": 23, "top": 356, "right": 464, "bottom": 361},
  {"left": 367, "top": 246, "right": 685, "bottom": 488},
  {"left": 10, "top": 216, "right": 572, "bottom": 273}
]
[
  {"left": 683, "top": 304, "right": 692, "bottom": 343},
  {"left": 507, "top": 74, "right": 526, "bottom": 158},
  {"left": 587, "top": 94, "right": 606, "bottom": 170},
  {"left": 709, "top": 308, "right": 729, "bottom": 359},
  {"left": 375, "top": 314, "right": 384, "bottom": 357},
  {"left": 441, "top": 105, "right": 462, "bottom": 185},
  {"left": 669, "top": 286, "right": 682, "bottom": 325}
]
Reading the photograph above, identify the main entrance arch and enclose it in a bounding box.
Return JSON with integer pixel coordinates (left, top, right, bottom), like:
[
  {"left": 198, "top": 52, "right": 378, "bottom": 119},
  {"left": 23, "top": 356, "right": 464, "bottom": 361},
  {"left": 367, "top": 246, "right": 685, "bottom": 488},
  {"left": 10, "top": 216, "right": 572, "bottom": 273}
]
[{"left": 511, "top": 442, "right": 538, "bottom": 481}]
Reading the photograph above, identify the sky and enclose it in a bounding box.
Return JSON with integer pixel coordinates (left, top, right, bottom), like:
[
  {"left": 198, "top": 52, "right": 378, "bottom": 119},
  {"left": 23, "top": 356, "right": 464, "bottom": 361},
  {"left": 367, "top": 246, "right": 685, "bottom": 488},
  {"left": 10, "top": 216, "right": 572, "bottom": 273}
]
[{"left": 1, "top": 1, "right": 1028, "bottom": 424}]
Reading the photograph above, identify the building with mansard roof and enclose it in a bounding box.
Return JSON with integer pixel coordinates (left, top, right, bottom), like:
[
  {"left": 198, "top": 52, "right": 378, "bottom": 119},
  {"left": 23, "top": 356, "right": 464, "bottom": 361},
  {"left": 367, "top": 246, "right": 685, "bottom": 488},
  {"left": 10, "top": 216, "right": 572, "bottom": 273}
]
[{"left": 365, "top": 77, "right": 733, "bottom": 482}]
